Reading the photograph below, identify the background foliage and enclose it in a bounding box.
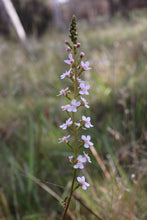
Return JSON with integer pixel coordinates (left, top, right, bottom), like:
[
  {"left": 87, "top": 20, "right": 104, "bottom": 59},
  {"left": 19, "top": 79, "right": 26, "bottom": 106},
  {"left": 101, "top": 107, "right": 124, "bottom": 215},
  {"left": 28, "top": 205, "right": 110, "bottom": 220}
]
[{"left": 0, "top": 2, "right": 147, "bottom": 219}]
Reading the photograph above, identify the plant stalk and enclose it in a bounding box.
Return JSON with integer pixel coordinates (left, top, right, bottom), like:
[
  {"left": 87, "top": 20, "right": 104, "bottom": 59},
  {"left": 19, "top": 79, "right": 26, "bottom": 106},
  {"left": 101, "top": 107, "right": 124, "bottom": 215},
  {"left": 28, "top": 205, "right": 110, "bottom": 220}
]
[
  {"left": 62, "top": 52, "right": 78, "bottom": 220},
  {"left": 62, "top": 169, "right": 77, "bottom": 220}
]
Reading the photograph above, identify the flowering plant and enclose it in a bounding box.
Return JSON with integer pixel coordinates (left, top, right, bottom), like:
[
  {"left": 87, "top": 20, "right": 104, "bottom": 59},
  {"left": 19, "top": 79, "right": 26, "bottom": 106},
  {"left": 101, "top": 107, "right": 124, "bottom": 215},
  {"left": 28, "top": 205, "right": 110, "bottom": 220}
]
[{"left": 58, "top": 16, "right": 93, "bottom": 219}]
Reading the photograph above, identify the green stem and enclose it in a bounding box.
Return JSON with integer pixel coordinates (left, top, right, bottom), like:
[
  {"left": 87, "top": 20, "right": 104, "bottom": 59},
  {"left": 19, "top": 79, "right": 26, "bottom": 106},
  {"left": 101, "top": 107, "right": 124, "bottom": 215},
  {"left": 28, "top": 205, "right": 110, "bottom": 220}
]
[
  {"left": 73, "top": 53, "right": 78, "bottom": 159},
  {"left": 62, "top": 51, "right": 78, "bottom": 219},
  {"left": 62, "top": 170, "right": 77, "bottom": 220}
]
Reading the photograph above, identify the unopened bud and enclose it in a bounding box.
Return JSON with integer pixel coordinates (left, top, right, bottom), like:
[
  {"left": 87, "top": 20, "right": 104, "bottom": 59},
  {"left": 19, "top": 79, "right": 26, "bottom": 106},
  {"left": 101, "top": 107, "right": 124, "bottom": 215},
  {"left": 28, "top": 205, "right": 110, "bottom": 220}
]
[
  {"left": 73, "top": 44, "right": 77, "bottom": 49},
  {"left": 77, "top": 42, "right": 80, "bottom": 48},
  {"left": 80, "top": 52, "right": 85, "bottom": 58},
  {"left": 66, "top": 47, "right": 71, "bottom": 52},
  {"left": 64, "top": 202, "right": 67, "bottom": 207},
  {"left": 64, "top": 40, "right": 69, "bottom": 45},
  {"left": 69, "top": 156, "right": 73, "bottom": 163}
]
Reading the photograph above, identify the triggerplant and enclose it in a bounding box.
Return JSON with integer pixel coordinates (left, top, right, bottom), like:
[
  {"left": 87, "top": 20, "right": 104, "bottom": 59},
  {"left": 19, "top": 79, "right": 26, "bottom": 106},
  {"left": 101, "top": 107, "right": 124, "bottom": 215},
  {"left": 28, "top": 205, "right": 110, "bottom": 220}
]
[{"left": 58, "top": 16, "right": 93, "bottom": 219}]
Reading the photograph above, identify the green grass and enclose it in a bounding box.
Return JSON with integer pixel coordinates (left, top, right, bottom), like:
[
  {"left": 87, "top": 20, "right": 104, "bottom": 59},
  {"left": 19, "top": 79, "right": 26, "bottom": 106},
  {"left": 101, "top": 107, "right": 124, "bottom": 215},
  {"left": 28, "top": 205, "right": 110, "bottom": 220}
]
[{"left": 0, "top": 11, "right": 147, "bottom": 219}]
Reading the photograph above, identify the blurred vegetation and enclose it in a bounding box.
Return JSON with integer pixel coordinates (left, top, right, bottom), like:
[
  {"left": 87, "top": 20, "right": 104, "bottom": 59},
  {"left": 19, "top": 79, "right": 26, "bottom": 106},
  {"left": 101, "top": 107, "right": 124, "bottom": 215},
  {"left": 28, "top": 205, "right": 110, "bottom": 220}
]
[
  {"left": 0, "top": 10, "right": 147, "bottom": 220},
  {"left": 0, "top": 0, "right": 53, "bottom": 37},
  {"left": 0, "top": 0, "right": 147, "bottom": 38}
]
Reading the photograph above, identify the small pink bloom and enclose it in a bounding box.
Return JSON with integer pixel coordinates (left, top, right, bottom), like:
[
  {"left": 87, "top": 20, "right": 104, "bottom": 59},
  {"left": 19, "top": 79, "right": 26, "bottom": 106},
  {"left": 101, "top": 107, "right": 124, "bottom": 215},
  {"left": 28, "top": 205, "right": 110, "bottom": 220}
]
[
  {"left": 74, "top": 162, "right": 84, "bottom": 169},
  {"left": 78, "top": 155, "right": 86, "bottom": 163},
  {"left": 82, "top": 116, "right": 93, "bottom": 128},
  {"left": 75, "top": 122, "right": 81, "bottom": 128},
  {"left": 64, "top": 53, "right": 74, "bottom": 66},
  {"left": 60, "top": 69, "right": 71, "bottom": 79},
  {"left": 81, "top": 61, "right": 91, "bottom": 70},
  {"left": 61, "top": 104, "right": 71, "bottom": 111},
  {"left": 74, "top": 155, "right": 86, "bottom": 169},
  {"left": 68, "top": 99, "right": 81, "bottom": 112},
  {"left": 81, "top": 97, "right": 89, "bottom": 108},
  {"left": 57, "top": 87, "right": 69, "bottom": 96},
  {"left": 58, "top": 135, "right": 70, "bottom": 143},
  {"left": 79, "top": 83, "right": 90, "bottom": 95},
  {"left": 81, "top": 135, "right": 93, "bottom": 148},
  {"left": 73, "top": 75, "right": 83, "bottom": 83},
  {"left": 77, "top": 176, "right": 90, "bottom": 190},
  {"left": 83, "top": 151, "right": 91, "bottom": 163},
  {"left": 60, "top": 117, "right": 72, "bottom": 130}
]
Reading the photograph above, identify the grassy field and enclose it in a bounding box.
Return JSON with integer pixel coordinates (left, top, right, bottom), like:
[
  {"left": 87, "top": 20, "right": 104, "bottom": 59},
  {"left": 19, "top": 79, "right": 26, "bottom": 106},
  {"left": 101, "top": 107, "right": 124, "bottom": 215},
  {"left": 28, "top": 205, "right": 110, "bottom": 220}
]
[{"left": 0, "top": 11, "right": 147, "bottom": 220}]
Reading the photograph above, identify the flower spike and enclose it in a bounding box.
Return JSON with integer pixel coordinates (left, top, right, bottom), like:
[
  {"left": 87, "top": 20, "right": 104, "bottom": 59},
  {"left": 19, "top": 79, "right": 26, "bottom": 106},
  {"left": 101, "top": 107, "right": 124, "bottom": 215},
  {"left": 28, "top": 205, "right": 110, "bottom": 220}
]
[{"left": 57, "top": 15, "right": 93, "bottom": 219}]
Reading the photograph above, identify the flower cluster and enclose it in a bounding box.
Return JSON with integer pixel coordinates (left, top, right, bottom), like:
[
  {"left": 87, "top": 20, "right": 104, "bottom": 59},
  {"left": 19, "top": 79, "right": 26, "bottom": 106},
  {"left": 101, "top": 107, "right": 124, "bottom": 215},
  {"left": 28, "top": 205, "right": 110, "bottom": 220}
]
[
  {"left": 58, "top": 41, "right": 93, "bottom": 189},
  {"left": 73, "top": 151, "right": 91, "bottom": 170},
  {"left": 58, "top": 16, "right": 93, "bottom": 218}
]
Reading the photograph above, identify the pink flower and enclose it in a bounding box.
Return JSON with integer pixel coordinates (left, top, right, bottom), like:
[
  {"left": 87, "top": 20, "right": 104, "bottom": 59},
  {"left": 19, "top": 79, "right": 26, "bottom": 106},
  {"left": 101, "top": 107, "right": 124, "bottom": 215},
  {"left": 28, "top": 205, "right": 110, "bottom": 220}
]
[
  {"left": 73, "top": 75, "right": 83, "bottom": 83},
  {"left": 58, "top": 135, "right": 70, "bottom": 143},
  {"left": 77, "top": 176, "right": 90, "bottom": 190},
  {"left": 64, "top": 53, "right": 74, "bottom": 66},
  {"left": 81, "top": 135, "right": 93, "bottom": 148},
  {"left": 74, "top": 155, "right": 86, "bottom": 169},
  {"left": 83, "top": 151, "right": 91, "bottom": 163},
  {"left": 81, "top": 97, "right": 89, "bottom": 108},
  {"left": 74, "top": 162, "right": 84, "bottom": 169},
  {"left": 82, "top": 116, "right": 93, "bottom": 128},
  {"left": 75, "top": 122, "right": 81, "bottom": 128},
  {"left": 61, "top": 104, "right": 71, "bottom": 111},
  {"left": 57, "top": 87, "right": 69, "bottom": 96},
  {"left": 60, "top": 117, "right": 72, "bottom": 130},
  {"left": 79, "top": 82, "right": 90, "bottom": 95},
  {"left": 68, "top": 99, "right": 81, "bottom": 112},
  {"left": 81, "top": 61, "right": 91, "bottom": 70},
  {"left": 60, "top": 69, "right": 71, "bottom": 79}
]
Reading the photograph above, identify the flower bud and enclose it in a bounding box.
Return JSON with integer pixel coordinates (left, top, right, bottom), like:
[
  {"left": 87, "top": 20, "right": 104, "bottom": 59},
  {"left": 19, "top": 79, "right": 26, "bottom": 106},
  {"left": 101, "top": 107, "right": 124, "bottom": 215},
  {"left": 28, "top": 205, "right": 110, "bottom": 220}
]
[
  {"left": 64, "top": 40, "right": 69, "bottom": 45},
  {"left": 69, "top": 15, "right": 78, "bottom": 44},
  {"left": 80, "top": 52, "right": 85, "bottom": 58},
  {"left": 77, "top": 42, "right": 80, "bottom": 48},
  {"left": 69, "top": 156, "right": 73, "bottom": 163},
  {"left": 66, "top": 47, "right": 71, "bottom": 52},
  {"left": 73, "top": 44, "right": 77, "bottom": 49}
]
